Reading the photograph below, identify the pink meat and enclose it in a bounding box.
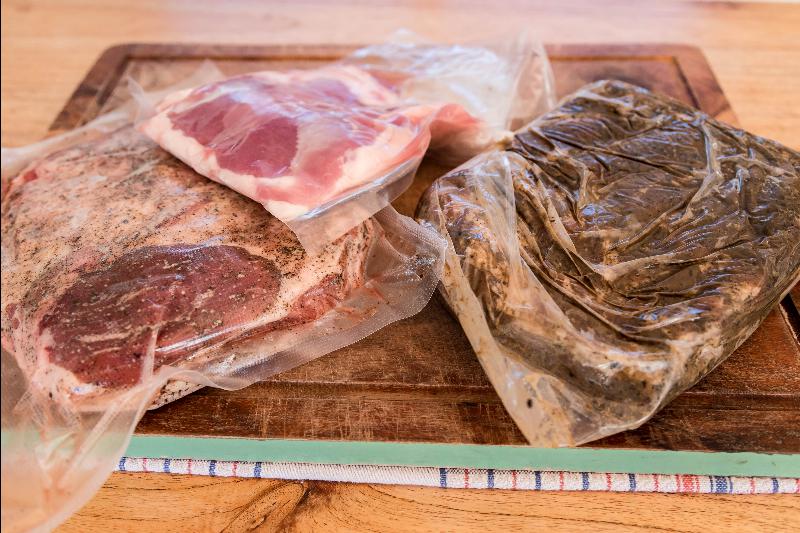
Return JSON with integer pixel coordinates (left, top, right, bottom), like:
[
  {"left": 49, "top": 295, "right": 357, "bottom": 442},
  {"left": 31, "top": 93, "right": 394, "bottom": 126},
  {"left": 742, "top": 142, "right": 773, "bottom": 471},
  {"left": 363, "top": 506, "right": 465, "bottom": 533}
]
[{"left": 139, "top": 65, "right": 468, "bottom": 221}]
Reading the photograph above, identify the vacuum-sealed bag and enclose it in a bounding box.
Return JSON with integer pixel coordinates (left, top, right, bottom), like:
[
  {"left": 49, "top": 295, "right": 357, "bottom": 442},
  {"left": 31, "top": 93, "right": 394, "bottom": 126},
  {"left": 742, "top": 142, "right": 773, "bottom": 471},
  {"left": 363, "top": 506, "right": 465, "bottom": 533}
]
[
  {"left": 417, "top": 80, "right": 800, "bottom": 447},
  {"left": 344, "top": 30, "right": 555, "bottom": 161},
  {"left": 139, "top": 34, "right": 554, "bottom": 252},
  {"left": 1, "top": 118, "right": 444, "bottom": 531}
]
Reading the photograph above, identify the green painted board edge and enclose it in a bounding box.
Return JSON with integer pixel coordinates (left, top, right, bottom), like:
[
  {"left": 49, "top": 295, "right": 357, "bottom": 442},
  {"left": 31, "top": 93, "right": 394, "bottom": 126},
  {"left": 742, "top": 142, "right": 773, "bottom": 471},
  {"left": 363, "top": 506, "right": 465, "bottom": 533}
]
[{"left": 126, "top": 435, "right": 800, "bottom": 478}]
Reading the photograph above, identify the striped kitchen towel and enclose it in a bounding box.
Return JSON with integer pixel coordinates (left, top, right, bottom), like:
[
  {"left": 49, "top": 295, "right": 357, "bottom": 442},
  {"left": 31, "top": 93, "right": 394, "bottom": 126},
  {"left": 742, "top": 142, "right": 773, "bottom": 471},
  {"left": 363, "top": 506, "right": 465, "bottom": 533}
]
[{"left": 117, "top": 457, "right": 800, "bottom": 494}]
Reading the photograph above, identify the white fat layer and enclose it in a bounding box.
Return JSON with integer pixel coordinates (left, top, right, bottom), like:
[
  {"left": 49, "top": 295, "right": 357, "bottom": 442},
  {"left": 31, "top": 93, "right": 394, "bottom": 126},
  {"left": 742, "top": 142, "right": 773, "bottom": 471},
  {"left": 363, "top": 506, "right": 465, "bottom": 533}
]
[
  {"left": 337, "top": 124, "right": 417, "bottom": 192},
  {"left": 139, "top": 113, "right": 215, "bottom": 174},
  {"left": 251, "top": 66, "right": 401, "bottom": 107},
  {"left": 263, "top": 199, "right": 311, "bottom": 220},
  {"left": 214, "top": 165, "right": 259, "bottom": 199}
]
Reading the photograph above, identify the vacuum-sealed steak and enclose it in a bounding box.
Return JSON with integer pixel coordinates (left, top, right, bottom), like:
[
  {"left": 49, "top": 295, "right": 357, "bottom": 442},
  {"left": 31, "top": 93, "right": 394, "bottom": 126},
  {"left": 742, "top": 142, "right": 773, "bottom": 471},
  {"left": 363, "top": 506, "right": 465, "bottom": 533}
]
[
  {"left": 418, "top": 80, "right": 800, "bottom": 445},
  {"left": 1, "top": 126, "right": 377, "bottom": 406}
]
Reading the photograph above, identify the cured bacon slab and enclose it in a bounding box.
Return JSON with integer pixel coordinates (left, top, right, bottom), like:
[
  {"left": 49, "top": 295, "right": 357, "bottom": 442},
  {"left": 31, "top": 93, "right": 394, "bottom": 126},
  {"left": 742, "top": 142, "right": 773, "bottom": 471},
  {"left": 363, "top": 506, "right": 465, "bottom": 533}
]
[{"left": 140, "top": 65, "right": 443, "bottom": 223}]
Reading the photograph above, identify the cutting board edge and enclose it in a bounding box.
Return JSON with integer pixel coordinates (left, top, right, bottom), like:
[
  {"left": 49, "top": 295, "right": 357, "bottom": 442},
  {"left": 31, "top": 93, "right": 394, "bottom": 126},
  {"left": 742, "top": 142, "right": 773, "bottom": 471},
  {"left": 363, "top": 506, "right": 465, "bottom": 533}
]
[{"left": 50, "top": 41, "right": 736, "bottom": 132}]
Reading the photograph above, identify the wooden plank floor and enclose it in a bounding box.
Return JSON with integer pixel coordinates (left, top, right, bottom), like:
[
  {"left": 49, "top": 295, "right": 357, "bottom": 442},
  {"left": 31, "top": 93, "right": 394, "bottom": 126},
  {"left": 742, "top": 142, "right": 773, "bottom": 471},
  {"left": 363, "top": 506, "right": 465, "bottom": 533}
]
[{"left": 3, "top": 1, "right": 799, "bottom": 531}]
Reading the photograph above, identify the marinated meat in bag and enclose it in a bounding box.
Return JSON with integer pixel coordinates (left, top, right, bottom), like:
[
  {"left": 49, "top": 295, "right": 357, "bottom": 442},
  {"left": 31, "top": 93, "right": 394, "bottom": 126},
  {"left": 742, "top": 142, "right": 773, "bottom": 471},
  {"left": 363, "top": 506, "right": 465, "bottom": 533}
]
[
  {"left": 418, "top": 80, "right": 800, "bottom": 446},
  {"left": 1, "top": 125, "right": 378, "bottom": 406}
]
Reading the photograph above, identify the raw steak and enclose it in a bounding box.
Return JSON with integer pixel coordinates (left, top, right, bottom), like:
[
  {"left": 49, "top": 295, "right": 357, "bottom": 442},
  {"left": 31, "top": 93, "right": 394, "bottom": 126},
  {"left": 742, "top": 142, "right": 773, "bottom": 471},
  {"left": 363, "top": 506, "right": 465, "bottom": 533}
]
[
  {"left": 140, "top": 65, "right": 464, "bottom": 222},
  {"left": 419, "top": 80, "right": 800, "bottom": 443},
  {"left": 1, "top": 126, "right": 377, "bottom": 406}
]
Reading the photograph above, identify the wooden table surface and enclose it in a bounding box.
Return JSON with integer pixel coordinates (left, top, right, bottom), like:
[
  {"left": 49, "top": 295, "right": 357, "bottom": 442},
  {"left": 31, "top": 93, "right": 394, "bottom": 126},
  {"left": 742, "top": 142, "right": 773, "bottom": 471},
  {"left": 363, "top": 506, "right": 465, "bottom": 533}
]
[{"left": 3, "top": 0, "right": 799, "bottom": 531}]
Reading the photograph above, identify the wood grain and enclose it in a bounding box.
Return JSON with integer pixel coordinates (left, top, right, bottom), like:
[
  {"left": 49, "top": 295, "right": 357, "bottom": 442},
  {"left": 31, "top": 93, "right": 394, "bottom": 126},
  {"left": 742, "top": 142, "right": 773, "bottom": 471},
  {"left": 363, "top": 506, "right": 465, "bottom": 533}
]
[
  {"left": 46, "top": 41, "right": 800, "bottom": 453},
  {"left": 58, "top": 472, "right": 800, "bottom": 533},
  {"left": 134, "top": 305, "right": 800, "bottom": 452}
]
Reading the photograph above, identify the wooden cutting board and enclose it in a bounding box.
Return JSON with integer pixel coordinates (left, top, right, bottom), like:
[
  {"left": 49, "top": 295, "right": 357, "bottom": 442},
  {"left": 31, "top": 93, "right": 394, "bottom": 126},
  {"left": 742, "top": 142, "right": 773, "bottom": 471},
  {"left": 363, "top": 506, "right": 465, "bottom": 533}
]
[{"left": 51, "top": 44, "right": 800, "bottom": 468}]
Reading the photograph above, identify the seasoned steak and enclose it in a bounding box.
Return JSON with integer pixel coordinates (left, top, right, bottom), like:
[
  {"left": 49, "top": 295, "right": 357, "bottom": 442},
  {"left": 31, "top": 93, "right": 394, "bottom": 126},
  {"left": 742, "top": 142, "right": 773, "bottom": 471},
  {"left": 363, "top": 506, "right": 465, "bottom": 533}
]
[
  {"left": 1, "top": 126, "right": 377, "bottom": 405},
  {"left": 419, "top": 80, "right": 800, "bottom": 442}
]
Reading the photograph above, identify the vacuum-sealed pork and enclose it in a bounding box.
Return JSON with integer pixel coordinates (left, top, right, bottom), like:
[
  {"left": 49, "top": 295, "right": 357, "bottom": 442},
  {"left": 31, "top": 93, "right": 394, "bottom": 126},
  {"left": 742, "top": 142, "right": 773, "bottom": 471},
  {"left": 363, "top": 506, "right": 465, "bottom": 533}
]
[{"left": 141, "top": 35, "right": 554, "bottom": 251}]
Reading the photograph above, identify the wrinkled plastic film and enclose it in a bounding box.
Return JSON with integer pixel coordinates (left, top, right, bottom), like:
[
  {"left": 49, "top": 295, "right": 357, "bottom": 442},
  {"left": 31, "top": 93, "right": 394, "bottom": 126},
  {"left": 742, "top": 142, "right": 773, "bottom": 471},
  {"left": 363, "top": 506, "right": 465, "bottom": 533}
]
[
  {"left": 344, "top": 30, "right": 556, "bottom": 161},
  {"left": 286, "top": 150, "right": 425, "bottom": 253},
  {"left": 417, "top": 80, "right": 800, "bottom": 446},
  {"left": 1, "top": 96, "right": 445, "bottom": 533}
]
